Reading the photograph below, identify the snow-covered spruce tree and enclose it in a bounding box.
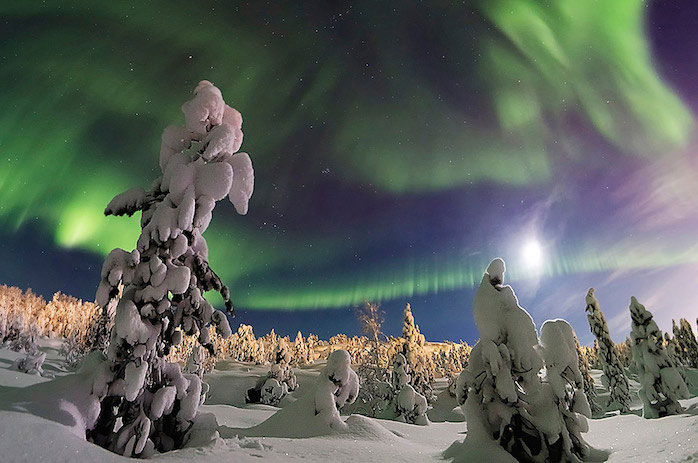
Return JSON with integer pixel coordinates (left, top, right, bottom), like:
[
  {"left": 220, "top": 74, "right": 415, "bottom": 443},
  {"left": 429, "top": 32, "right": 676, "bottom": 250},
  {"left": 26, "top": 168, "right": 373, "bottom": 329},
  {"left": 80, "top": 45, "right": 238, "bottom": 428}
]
[
  {"left": 12, "top": 351, "right": 48, "bottom": 376},
  {"left": 314, "top": 349, "right": 359, "bottom": 430},
  {"left": 673, "top": 318, "right": 698, "bottom": 368},
  {"left": 184, "top": 345, "right": 206, "bottom": 379},
  {"left": 537, "top": 320, "right": 597, "bottom": 462},
  {"left": 88, "top": 81, "right": 254, "bottom": 457},
  {"left": 451, "top": 259, "right": 604, "bottom": 463},
  {"left": 292, "top": 331, "right": 310, "bottom": 366},
  {"left": 401, "top": 303, "right": 435, "bottom": 401},
  {"left": 584, "top": 288, "right": 631, "bottom": 413},
  {"left": 589, "top": 339, "right": 600, "bottom": 369},
  {"left": 629, "top": 297, "right": 689, "bottom": 418},
  {"left": 616, "top": 337, "right": 633, "bottom": 369},
  {"left": 663, "top": 332, "right": 685, "bottom": 368},
  {"left": 390, "top": 353, "right": 429, "bottom": 425},
  {"left": 575, "top": 336, "right": 601, "bottom": 417},
  {"left": 247, "top": 338, "right": 298, "bottom": 405}
]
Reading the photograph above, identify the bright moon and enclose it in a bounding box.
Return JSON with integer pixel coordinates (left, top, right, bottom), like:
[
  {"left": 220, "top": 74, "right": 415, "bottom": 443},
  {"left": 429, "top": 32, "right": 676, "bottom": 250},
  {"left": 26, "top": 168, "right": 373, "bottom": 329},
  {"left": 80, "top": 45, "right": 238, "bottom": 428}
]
[{"left": 521, "top": 239, "right": 544, "bottom": 271}]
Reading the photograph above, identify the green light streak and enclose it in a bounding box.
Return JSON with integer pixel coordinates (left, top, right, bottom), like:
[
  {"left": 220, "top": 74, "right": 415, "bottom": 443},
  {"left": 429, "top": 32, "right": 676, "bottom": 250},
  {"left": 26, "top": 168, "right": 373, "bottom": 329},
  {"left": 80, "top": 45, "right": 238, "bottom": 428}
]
[{"left": 0, "top": 1, "right": 695, "bottom": 311}]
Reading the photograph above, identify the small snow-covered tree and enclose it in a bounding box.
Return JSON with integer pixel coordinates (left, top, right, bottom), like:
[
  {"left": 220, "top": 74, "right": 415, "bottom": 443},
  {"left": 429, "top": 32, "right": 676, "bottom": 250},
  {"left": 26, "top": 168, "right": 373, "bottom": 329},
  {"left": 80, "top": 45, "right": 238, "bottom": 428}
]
[
  {"left": 575, "top": 337, "right": 601, "bottom": 416},
  {"left": 537, "top": 320, "right": 596, "bottom": 461},
  {"left": 629, "top": 297, "right": 689, "bottom": 418},
  {"left": 585, "top": 288, "right": 631, "bottom": 413},
  {"left": 247, "top": 338, "right": 298, "bottom": 405},
  {"left": 390, "top": 353, "right": 429, "bottom": 425},
  {"left": 292, "top": 331, "right": 310, "bottom": 366},
  {"left": 12, "top": 351, "right": 48, "bottom": 376},
  {"left": 616, "top": 337, "right": 633, "bottom": 369},
  {"left": 673, "top": 318, "right": 698, "bottom": 368},
  {"left": 1, "top": 311, "right": 40, "bottom": 354},
  {"left": 314, "top": 349, "right": 359, "bottom": 430},
  {"left": 184, "top": 345, "right": 206, "bottom": 379},
  {"left": 451, "top": 259, "right": 606, "bottom": 463},
  {"left": 401, "top": 303, "right": 435, "bottom": 401},
  {"left": 663, "top": 332, "right": 685, "bottom": 369},
  {"left": 87, "top": 81, "right": 254, "bottom": 457}
]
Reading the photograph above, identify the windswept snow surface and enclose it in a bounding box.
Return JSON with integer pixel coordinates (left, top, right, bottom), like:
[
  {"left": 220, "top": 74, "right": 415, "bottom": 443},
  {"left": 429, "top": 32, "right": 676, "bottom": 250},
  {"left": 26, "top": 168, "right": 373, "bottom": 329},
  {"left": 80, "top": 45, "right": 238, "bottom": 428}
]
[{"left": 0, "top": 341, "right": 697, "bottom": 462}]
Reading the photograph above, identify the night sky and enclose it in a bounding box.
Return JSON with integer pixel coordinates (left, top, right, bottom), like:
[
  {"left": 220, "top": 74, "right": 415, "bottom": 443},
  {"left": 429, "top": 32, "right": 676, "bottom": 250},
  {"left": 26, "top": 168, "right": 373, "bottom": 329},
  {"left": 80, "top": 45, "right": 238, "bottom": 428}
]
[{"left": 1, "top": 1, "right": 697, "bottom": 345}]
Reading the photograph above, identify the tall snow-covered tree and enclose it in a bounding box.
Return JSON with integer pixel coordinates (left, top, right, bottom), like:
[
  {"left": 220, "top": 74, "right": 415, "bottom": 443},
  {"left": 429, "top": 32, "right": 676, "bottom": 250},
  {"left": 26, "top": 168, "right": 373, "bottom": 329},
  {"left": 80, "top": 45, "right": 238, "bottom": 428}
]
[
  {"left": 629, "top": 297, "right": 689, "bottom": 418},
  {"left": 292, "top": 331, "right": 310, "bottom": 366},
  {"left": 585, "top": 288, "right": 631, "bottom": 413},
  {"left": 672, "top": 318, "right": 698, "bottom": 368},
  {"left": 538, "top": 319, "right": 596, "bottom": 462},
  {"left": 575, "top": 336, "right": 601, "bottom": 416},
  {"left": 87, "top": 81, "right": 254, "bottom": 457},
  {"left": 401, "top": 303, "right": 434, "bottom": 401},
  {"left": 452, "top": 259, "right": 605, "bottom": 462},
  {"left": 663, "top": 332, "right": 684, "bottom": 367}
]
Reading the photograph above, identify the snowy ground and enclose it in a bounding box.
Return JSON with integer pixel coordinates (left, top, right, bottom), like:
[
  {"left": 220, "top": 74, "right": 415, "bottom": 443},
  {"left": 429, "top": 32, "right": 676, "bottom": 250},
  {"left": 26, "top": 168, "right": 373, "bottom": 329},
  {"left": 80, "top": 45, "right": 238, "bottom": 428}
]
[{"left": 0, "top": 340, "right": 697, "bottom": 462}]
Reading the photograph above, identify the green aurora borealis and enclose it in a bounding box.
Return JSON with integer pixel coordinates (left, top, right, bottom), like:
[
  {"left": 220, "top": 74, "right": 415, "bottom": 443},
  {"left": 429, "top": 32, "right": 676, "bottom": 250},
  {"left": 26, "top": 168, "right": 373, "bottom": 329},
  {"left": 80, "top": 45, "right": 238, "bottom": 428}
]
[{"left": 1, "top": 1, "right": 697, "bottom": 341}]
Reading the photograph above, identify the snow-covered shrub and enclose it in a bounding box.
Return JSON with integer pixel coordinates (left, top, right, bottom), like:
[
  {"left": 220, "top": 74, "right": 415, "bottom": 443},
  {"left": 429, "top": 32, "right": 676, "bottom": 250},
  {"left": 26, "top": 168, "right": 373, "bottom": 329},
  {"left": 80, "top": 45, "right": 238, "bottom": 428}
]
[
  {"left": 390, "top": 353, "right": 429, "bottom": 425},
  {"left": 12, "top": 351, "right": 48, "bottom": 376},
  {"left": 86, "top": 80, "right": 254, "bottom": 457},
  {"left": 60, "top": 334, "right": 92, "bottom": 368},
  {"left": 672, "top": 318, "right": 698, "bottom": 368},
  {"left": 396, "top": 384, "right": 429, "bottom": 425},
  {"left": 352, "top": 362, "right": 392, "bottom": 418},
  {"left": 314, "top": 349, "right": 359, "bottom": 430},
  {"left": 585, "top": 288, "right": 631, "bottom": 413},
  {"left": 629, "top": 297, "right": 689, "bottom": 418},
  {"left": 451, "top": 259, "right": 605, "bottom": 463},
  {"left": 10, "top": 319, "right": 40, "bottom": 354},
  {"left": 185, "top": 345, "right": 207, "bottom": 379},
  {"left": 260, "top": 378, "right": 288, "bottom": 406},
  {"left": 247, "top": 338, "right": 298, "bottom": 405}
]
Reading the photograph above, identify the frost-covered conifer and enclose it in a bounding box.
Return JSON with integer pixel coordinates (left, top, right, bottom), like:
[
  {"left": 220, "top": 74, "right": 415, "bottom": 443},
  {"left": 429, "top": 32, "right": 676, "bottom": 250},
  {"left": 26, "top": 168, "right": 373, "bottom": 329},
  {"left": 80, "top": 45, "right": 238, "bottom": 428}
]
[
  {"left": 576, "top": 336, "right": 601, "bottom": 417},
  {"left": 313, "top": 349, "right": 359, "bottom": 430},
  {"left": 247, "top": 338, "right": 298, "bottom": 405},
  {"left": 673, "top": 318, "right": 698, "bottom": 368},
  {"left": 663, "top": 332, "right": 684, "bottom": 367},
  {"left": 629, "top": 297, "right": 689, "bottom": 418},
  {"left": 590, "top": 339, "right": 600, "bottom": 368},
  {"left": 12, "top": 351, "right": 48, "bottom": 376},
  {"left": 87, "top": 81, "right": 254, "bottom": 457},
  {"left": 585, "top": 288, "right": 631, "bottom": 413},
  {"left": 292, "top": 331, "right": 310, "bottom": 366},
  {"left": 452, "top": 259, "right": 605, "bottom": 463},
  {"left": 390, "top": 353, "right": 429, "bottom": 425},
  {"left": 401, "top": 303, "right": 435, "bottom": 401},
  {"left": 535, "top": 320, "right": 598, "bottom": 461},
  {"left": 184, "top": 345, "right": 206, "bottom": 379}
]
